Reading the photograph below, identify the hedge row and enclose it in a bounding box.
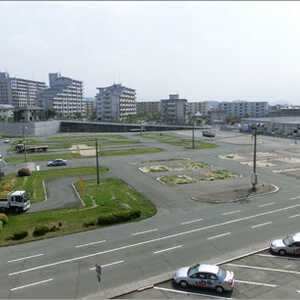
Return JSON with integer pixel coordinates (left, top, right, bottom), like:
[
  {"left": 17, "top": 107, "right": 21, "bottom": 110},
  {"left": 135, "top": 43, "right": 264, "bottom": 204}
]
[{"left": 97, "top": 209, "right": 141, "bottom": 225}]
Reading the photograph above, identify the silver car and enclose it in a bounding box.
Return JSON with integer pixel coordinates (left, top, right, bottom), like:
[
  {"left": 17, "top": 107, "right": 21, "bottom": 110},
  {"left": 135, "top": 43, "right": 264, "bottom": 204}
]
[
  {"left": 270, "top": 232, "right": 300, "bottom": 256},
  {"left": 173, "top": 263, "right": 234, "bottom": 293}
]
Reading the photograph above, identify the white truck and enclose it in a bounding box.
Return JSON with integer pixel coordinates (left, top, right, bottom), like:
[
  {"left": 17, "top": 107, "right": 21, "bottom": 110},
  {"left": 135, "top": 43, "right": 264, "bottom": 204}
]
[{"left": 0, "top": 191, "right": 31, "bottom": 213}]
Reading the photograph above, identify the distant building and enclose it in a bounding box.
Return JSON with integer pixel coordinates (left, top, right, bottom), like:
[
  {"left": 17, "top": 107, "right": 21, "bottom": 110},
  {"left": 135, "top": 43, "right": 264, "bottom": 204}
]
[
  {"left": 218, "top": 101, "right": 269, "bottom": 118},
  {"left": 96, "top": 84, "right": 136, "bottom": 121},
  {"left": 0, "top": 104, "right": 14, "bottom": 120},
  {"left": 83, "top": 98, "right": 95, "bottom": 116},
  {"left": 160, "top": 94, "right": 188, "bottom": 125},
  {"left": 207, "top": 110, "right": 226, "bottom": 124},
  {"left": 0, "top": 72, "right": 47, "bottom": 107},
  {"left": 187, "top": 102, "right": 210, "bottom": 117},
  {"left": 38, "top": 73, "right": 85, "bottom": 117},
  {"left": 267, "top": 104, "right": 300, "bottom": 117},
  {"left": 136, "top": 101, "right": 160, "bottom": 115}
]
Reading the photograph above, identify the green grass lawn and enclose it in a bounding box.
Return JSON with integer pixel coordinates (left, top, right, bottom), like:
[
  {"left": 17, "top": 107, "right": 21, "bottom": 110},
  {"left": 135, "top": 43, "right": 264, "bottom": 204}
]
[
  {"left": 0, "top": 167, "right": 108, "bottom": 202},
  {"left": 0, "top": 178, "right": 156, "bottom": 247}
]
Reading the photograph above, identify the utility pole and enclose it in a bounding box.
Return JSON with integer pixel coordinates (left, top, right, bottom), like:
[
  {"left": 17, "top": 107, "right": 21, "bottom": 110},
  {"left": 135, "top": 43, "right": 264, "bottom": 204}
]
[
  {"left": 23, "top": 125, "right": 27, "bottom": 162},
  {"left": 95, "top": 139, "right": 100, "bottom": 185},
  {"left": 251, "top": 125, "right": 258, "bottom": 190},
  {"left": 192, "top": 121, "right": 195, "bottom": 149}
]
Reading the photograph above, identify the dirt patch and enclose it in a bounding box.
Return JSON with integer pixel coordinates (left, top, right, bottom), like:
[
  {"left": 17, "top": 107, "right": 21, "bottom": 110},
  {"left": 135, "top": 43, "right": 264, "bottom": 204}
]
[
  {"left": 240, "top": 160, "right": 276, "bottom": 167},
  {"left": 192, "top": 184, "right": 277, "bottom": 204},
  {"left": 70, "top": 144, "right": 95, "bottom": 156}
]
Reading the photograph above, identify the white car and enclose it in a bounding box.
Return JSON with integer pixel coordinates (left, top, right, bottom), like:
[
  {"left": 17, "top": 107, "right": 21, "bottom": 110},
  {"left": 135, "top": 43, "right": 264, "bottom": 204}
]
[
  {"left": 270, "top": 232, "right": 300, "bottom": 256},
  {"left": 3, "top": 138, "right": 10, "bottom": 143}
]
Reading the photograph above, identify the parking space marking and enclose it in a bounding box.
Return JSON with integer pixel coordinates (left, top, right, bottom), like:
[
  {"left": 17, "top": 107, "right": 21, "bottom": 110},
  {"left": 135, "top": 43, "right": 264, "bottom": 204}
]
[
  {"left": 227, "top": 263, "right": 300, "bottom": 275},
  {"left": 153, "top": 286, "right": 232, "bottom": 299},
  {"left": 8, "top": 253, "right": 44, "bottom": 263},
  {"left": 235, "top": 279, "right": 277, "bottom": 288},
  {"left": 222, "top": 210, "right": 240, "bottom": 216},
  {"left": 10, "top": 278, "right": 53, "bottom": 291},
  {"left": 131, "top": 229, "right": 158, "bottom": 236},
  {"left": 75, "top": 240, "right": 106, "bottom": 248},
  {"left": 255, "top": 253, "right": 300, "bottom": 261},
  {"left": 207, "top": 232, "right": 231, "bottom": 240},
  {"left": 89, "top": 260, "right": 124, "bottom": 270},
  {"left": 181, "top": 218, "right": 203, "bottom": 225},
  {"left": 251, "top": 221, "right": 272, "bottom": 229},
  {"left": 290, "top": 196, "right": 300, "bottom": 200},
  {"left": 154, "top": 245, "right": 183, "bottom": 254},
  {"left": 289, "top": 214, "right": 300, "bottom": 219},
  {"left": 258, "top": 202, "right": 275, "bottom": 208}
]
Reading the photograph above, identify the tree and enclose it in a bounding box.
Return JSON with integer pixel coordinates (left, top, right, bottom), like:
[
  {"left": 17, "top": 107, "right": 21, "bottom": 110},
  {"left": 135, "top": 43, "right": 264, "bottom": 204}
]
[{"left": 46, "top": 108, "right": 56, "bottom": 119}]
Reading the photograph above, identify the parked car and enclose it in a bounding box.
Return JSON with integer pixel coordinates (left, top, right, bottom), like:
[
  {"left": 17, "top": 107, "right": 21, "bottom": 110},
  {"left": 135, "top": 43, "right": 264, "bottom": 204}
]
[
  {"left": 3, "top": 138, "right": 10, "bottom": 143},
  {"left": 0, "top": 153, "right": 2, "bottom": 159},
  {"left": 202, "top": 131, "right": 215, "bottom": 138},
  {"left": 47, "top": 159, "right": 67, "bottom": 167},
  {"left": 173, "top": 263, "right": 234, "bottom": 293},
  {"left": 270, "top": 232, "right": 300, "bottom": 256}
]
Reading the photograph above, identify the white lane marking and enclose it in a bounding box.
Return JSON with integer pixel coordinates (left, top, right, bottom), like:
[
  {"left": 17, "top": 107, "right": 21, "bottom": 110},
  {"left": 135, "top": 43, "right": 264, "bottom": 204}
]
[
  {"left": 227, "top": 263, "right": 300, "bottom": 275},
  {"left": 153, "top": 286, "right": 231, "bottom": 299},
  {"left": 89, "top": 260, "right": 124, "bottom": 270},
  {"left": 10, "top": 278, "right": 53, "bottom": 291},
  {"left": 258, "top": 202, "right": 275, "bottom": 208},
  {"left": 36, "top": 165, "right": 40, "bottom": 171},
  {"left": 222, "top": 210, "right": 240, "bottom": 216},
  {"left": 235, "top": 279, "right": 277, "bottom": 288},
  {"left": 154, "top": 245, "right": 183, "bottom": 254},
  {"left": 290, "top": 196, "right": 300, "bottom": 200},
  {"left": 251, "top": 221, "right": 272, "bottom": 229},
  {"left": 181, "top": 218, "right": 203, "bottom": 225},
  {"left": 255, "top": 253, "right": 300, "bottom": 261},
  {"left": 131, "top": 229, "right": 158, "bottom": 236},
  {"left": 9, "top": 203, "right": 300, "bottom": 276},
  {"left": 289, "top": 214, "right": 300, "bottom": 219},
  {"left": 207, "top": 232, "right": 231, "bottom": 240},
  {"left": 75, "top": 240, "right": 106, "bottom": 248},
  {"left": 8, "top": 253, "right": 44, "bottom": 263}
]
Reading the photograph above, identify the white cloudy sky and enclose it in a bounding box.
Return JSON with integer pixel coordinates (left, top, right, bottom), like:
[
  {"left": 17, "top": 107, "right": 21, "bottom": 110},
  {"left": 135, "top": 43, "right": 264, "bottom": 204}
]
[{"left": 1, "top": 2, "right": 300, "bottom": 104}]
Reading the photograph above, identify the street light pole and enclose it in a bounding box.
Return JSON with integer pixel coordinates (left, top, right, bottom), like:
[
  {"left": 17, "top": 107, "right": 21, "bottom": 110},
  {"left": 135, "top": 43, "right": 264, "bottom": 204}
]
[
  {"left": 192, "top": 121, "right": 195, "bottom": 149},
  {"left": 251, "top": 125, "right": 258, "bottom": 190},
  {"left": 95, "top": 139, "right": 100, "bottom": 185},
  {"left": 23, "top": 125, "right": 27, "bottom": 162}
]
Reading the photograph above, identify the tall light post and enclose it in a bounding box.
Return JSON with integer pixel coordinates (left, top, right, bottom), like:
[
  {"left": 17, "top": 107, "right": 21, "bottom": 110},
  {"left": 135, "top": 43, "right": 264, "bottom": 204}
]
[
  {"left": 192, "top": 120, "right": 195, "bottom": 149},
  {"left": 95, "top": 139, "right": 100, "bottom": 185},
  {"left": 251, "top": 123, "right": 263, "bottom": 190}
]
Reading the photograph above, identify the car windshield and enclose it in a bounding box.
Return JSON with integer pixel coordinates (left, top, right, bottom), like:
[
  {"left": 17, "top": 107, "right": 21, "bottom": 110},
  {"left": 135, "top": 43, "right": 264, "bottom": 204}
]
[
  {"left": 217, "top": 267, "right": 227, "bottom": 279},
  {"left": 188, "top": 264, "right": 199, "bottom": 276},
  {"left": 283, "top": 235, "right": 294, "bottom": 246}
]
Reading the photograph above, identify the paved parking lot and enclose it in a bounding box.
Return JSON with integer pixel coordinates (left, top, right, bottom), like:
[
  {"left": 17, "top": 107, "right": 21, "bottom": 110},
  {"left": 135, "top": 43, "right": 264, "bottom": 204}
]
[{"left": 116, "top": 249, "right": 300, "bottom": 299}]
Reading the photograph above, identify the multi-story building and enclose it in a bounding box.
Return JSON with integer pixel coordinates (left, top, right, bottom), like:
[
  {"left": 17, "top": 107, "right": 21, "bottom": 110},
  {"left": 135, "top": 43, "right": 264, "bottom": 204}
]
[
  {"left": 218, "top": 101, "right": 269, "bottom": 118},
  {"left": 96, "top": 84, "right": 136, "bottom": 121},
  {"left": 83, "top": 98, "right": 95, "bottom": 116},
  {"left": 160, "top": 94, "right": 188, "bottom": 125},
  {"left": 0, "top": 72, "right": 47, "bottom": 107},
  {"left": 136, "top": 101, "right": 160, "bottom": 115},
  {"left": 38, "top": 73, "right": 85, "bottom": 116},
  {"left": 187, "top": 101, "right": 210, "bottom": 117}
]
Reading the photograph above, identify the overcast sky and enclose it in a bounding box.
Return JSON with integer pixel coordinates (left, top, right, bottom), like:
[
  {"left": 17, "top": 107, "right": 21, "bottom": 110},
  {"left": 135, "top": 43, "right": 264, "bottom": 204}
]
[{"left": 1, "top": 2, "right": 300, "bottom": 104}]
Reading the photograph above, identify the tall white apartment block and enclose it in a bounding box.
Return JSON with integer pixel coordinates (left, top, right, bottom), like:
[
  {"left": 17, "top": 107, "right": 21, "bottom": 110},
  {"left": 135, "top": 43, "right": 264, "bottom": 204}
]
[
  {"left": 0, "top": 72, "right": 46, "bottom": 107},
  {"left": 218, "top": 101, "right": 269, "bottom": 118},
  {"left": 38, "top": 73, "right": 85, "bottom": 116},
  {"left": 188, "top": 101, "right": 210, "bottom": 117},
  {"left": 96, "top": 84, "right": 136, "bottom": 121}
]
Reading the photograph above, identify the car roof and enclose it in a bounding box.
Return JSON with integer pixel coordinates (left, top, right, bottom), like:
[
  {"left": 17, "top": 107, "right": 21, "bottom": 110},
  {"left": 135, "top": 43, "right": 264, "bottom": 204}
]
[
  {"left": 10, "top": 191, "right": 26, "bottom": 196},
  {"left": 292, "top": 232, "right": 300, "bottom": 242},
  {"left": 198, "top": 264, "right": 219, "bottom": 274}
]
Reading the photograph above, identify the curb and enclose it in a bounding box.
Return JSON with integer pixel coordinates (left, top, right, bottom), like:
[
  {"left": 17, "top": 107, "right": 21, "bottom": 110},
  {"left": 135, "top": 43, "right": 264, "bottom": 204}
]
[
  {"left": 42, "top": 180, "right": 47, "bottom": 201},
  {"left": 71, "top": 182, "right": 85, "bottom": 207}
]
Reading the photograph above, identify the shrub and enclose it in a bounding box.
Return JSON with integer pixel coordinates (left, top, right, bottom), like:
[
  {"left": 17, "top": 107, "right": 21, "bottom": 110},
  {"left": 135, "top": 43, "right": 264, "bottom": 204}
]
[
  {"left": 1, "top": 182, "right": 13, "bottom": 192},
  {"left": 11, "top": 230, "right": 28, "bottom": 240},
  {"left": 0, "top": 213, "right": 8, "bottom": 225},
  {"left": 0, "top": 220, "right": 3, "bottom": 232},
  {"left": 17, "top": 168, "right": 31, "bottom": 177},
  {"left": 130, "top": 209, "right": 141, "bottom": 219},
  {"left": 83, "top": 220, "right": 96, "bottom": 228},
  {"left": 49, "top": 225, "right": 60, "bottom": 232},
  {"left": 97, "top": 209, "right": 141, "bottom": 226},
  {"left": 58, "top": 222, "right": 62, "bottom": 227},
  {"left": 33, "top": 225, "right": 50, "bottom": 237}
]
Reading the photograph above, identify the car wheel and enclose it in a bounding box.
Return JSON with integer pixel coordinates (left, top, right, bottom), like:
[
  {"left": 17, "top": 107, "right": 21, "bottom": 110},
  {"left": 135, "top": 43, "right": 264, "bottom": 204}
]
[
  {"left": 216, "top": 286, "right": 224, "bottom": 294},
  {"left": 279, "top": 249, "right": 287, "bottom": 256},
  {"left": 179, "top": 281, "right": 188, "bottom": 288}
]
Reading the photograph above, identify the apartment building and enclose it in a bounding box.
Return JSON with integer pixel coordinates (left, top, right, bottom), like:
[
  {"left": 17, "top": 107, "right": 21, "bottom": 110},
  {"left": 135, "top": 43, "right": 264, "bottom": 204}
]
[
  {"left": 96, "top": 84, "right": 136, "bottom": 121},
  {"left": 136, "top": 101, "right": 160, "bottom": 115},
  {"left": 0, "top": 72, "right": 46, "bottom": 107},
  {"left": 160, "top": 94, "right": 188, "bottom": 125},
  {"left": 218, "top": 101, "right": 269, "bottom": 118},
  {"left": 187, "top": 101, "right": 210, "bottom": 117},
  {"left": 38, "top": 73, "right": 85, "bottom": 116},
  {"left": 83, "top": 98, "right": 95, "bottom": 116}
]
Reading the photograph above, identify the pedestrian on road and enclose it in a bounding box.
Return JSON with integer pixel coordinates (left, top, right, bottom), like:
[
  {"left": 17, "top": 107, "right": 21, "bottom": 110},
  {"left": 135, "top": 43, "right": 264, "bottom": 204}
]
[{"left": 95, "top": 264, "right": 102, "bottom": 285}]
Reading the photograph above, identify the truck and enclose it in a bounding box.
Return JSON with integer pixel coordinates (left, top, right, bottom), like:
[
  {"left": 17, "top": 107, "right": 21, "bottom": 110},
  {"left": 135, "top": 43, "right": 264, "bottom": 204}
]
[
  {"left": 16, "top": 144, "right": 48, "bottom": 153},
  {"left": 0, "top": 190, "right": 31, "bottom": 213}
]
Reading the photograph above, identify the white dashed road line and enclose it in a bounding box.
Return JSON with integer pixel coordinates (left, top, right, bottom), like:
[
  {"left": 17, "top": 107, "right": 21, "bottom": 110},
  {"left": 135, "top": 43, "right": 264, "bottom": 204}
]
[
  {"left": 181, "top": 218, "right": 203, "bottom": 225},
  {"left": 207, "top": 232, "right": 231, "bottom": 240},
  {"left": 8, "top": 253, "right": 44, "bottom": 263},
  {"left": 290, "top": 196, "right": 300, "bottom": 200},
  {"left": 251, "top": 221, "right": 272, "bottom": 229},
  {"left": 153, "top": 286, "right": 232, "bottom": 299},
  {"left": 131, "top": 229, "right": 158, "bottom": 236},
  {"left": 10, "top": 278, "right": 53, "bottom": 292},
  {"left": 89, "top": 260, "right": 124, "bottom": 270},
  {"left": 222, "top": 210, "right": 240, "bottom": 216},
  {"left": 235, "top": 279, "right": 277, "bottom": 288},
  {"left": 289, "top": 214, "right": 300, "bottom": 219},
  {"left": 154, "top": 245, "right": 183, "bottom": 254},
  {"left": 227, "top": 263, "right": 300, "bottom": 275},
  {"left": 75, "top": 240, "right": 106, "bottom": 248},
  {"left": 258, "top": 202, "right": 275, "bottom": 208}
]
